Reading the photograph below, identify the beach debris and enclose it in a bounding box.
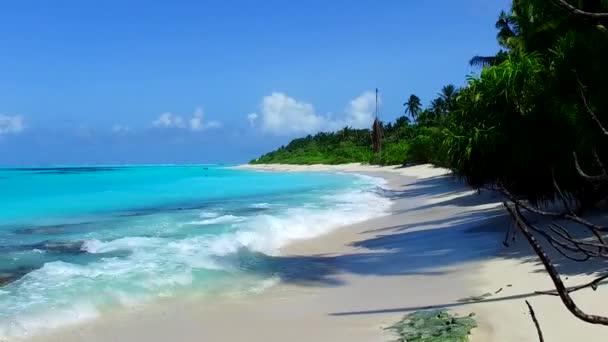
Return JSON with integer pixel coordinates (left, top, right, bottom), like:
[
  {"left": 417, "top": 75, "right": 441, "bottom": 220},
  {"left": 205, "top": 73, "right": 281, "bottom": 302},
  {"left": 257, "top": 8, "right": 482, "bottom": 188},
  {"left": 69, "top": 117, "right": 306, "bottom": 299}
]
[
  {"left": 456, "top": 292, "right": 492, "bottom": 303},
  {"left": 387, "top": 310, "right": 477, "bottom": 342},
  {"left": 457, "top": 284, "right": 511, "bottom": 302}
]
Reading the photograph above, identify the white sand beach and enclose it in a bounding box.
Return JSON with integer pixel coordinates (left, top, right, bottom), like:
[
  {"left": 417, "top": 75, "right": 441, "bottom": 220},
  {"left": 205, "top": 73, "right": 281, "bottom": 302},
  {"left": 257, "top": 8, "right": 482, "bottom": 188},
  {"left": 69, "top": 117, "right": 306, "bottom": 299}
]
[{"left": 25, "top": 164, "right": 608, "bottom": 342}]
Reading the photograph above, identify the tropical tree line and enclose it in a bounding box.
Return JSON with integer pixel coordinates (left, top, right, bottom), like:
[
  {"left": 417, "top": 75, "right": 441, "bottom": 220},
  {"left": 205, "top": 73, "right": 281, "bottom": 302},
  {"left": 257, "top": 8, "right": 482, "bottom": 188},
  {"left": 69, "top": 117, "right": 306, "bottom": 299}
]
[
  {"left": 250, "top": 84, "right": 459, "bottom": 166},
  {"left": 446, "top": 0, "right": 608, "bottom": 204}
]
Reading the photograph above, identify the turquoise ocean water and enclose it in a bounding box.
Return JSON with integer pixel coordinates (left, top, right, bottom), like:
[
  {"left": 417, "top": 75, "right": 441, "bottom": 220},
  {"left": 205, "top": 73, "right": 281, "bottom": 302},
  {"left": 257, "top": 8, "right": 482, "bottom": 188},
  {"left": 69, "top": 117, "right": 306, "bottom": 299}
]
[{"left": 0, "top": 165, "right": 390, "bottom": 338}]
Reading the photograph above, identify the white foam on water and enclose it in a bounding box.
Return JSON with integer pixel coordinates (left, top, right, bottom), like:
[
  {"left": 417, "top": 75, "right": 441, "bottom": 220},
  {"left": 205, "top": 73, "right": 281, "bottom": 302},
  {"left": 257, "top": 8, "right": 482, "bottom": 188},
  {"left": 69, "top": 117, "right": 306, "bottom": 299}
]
[
  {"left": 189, "top": 215, "right": 245, "bottom": 225},
  {"left": 199, "top": 211, "right": 220, "bottom": 218},
  {"left": 82, "top": 236, "right": 164, "bottom": 254},
  {"left": 0, "top": 301, "right": 99, "bottom": 339},
  {"left": 203, "top": 176, "right": 391, "bottom": 256},
  {"left": 0, "top": 174, "right": 391, "bottom": 339}
]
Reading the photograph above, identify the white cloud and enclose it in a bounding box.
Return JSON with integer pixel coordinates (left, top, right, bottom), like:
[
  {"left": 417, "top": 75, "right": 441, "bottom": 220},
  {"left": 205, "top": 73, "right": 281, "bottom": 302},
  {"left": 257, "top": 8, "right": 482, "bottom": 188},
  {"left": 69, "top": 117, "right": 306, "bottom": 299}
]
[
  {"left": 152, "top": 107, "right": 220, "bottom": 131},
  {"left": 0, "top": 115, "right": 25, "bottom": 135},
  {"left": 345, "top": 91, "right": 377, "bottom": 129},
  {"left": 251, "top": 91, "right": 377, "bottom": 135},
  {"left": 247, "top": 113, "right": 258, "bottom": 127},
  {"left": 190, "top": 107, "right": 204, "bottom": 131},
  {"left": 258, "top": 92, "right": 325, "bottom": 135},
  {"left": 112, "top": 124, "right": 131, "bottom": 134},
  {"left": 153, "top": 112, "right": 186, "bottom": 128}
]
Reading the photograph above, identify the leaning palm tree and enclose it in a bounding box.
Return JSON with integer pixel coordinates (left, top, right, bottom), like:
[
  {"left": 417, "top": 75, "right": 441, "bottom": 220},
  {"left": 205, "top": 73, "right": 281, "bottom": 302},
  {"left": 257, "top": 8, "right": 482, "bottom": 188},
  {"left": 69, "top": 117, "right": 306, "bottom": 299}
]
[{"left": 403, "top": 95, "right": 422, "bottom": 122}]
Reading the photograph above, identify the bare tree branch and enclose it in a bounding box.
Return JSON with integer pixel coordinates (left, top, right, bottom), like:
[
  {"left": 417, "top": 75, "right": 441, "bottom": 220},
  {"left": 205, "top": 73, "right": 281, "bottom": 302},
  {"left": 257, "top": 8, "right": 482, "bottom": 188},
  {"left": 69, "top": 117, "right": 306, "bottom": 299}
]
[
  {"left": 504, "top": 202, "right": 608, "bottom": 325},
  {"left": 500, "top": 186, "right": 608, "bottom": 233},
  {"left": 549, "top": 223, "right": 608, "bottom": 257},
  {"left": 577, "top": 77, "right": 608, "bottom": 137},
  {"left": 531, "top": 223, "right": 592, "bottom": 262},
  {"left": 553, "top": 0, "right": 608, "bottom": 19},
  {"left": 535, "top": 273, "right": 608, "bottom": 296},
  {"left": 573, "top": 151, "right": 608, "bottom": 182},
  {"left": 526, "top": 300, "right": 545, "bottom": 342}
]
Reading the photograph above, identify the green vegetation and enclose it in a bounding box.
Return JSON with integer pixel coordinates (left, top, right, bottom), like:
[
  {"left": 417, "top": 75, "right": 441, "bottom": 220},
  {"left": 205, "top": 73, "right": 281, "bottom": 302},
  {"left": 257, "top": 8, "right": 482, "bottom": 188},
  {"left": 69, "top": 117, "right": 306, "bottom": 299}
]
[
  {"left": 251, "top": 128, "right": 374, "bottom": 165},
  {"left": 251, "top": 86, "right": 457, "bottom": 166},
  {"left": 444, "top": 0, "right": 608, "bottom": 204},
  {"left": 387, "top": 310, "right": 477, "bottom": 342},
  {"left": 252, "top": 0, "right": 608, "bottom": 207}
]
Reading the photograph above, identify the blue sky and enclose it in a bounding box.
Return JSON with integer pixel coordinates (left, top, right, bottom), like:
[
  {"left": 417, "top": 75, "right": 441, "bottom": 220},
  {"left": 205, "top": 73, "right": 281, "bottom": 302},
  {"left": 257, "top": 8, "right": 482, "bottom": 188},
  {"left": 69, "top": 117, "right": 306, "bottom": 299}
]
[{"left": 0, "top": 0, "right": 510, "bottom": 165}]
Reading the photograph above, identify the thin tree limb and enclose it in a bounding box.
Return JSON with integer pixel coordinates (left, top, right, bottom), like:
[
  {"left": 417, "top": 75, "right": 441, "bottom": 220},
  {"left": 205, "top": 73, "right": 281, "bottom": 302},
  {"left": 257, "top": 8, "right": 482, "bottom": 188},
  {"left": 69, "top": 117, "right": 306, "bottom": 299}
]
[
  {"left": 549, "top": 223, "right": 607, "bottom": 257},
  {"left": 577, "top": 77, "right": 608, "bottom": 137},
  {"left": 532, "top": 224, "right": 592, "bottom": 262},
  {"left": 500, "top": 186, "right": 608, "bottom": 232},
  {"left": 554, "top": 221, "right": 608, "bottom": 255},
  {"left": 573, "top": 151, "right": 608, "bottom": 182},
  {"left": 551, "top": 182, "right": 608, "bottom": 250},
  {"left": 553, "top": 0, "right": 608, "bottom": 19},
  {"left": 525, "top": 300, "right": 545, "bottom": 342},
  {"left": 535, "top": 273, "right": 608, "bottom": 296},
  {"left": 504, "top": 202, "right": 608, "bottom": 325}
]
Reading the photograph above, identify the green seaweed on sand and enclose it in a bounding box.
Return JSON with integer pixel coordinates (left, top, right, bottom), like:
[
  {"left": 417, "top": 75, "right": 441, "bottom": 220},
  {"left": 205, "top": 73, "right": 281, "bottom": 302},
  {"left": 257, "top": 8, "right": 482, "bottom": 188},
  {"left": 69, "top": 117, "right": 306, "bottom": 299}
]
[{"left": 387, "top": 310, "right": 477, "bottom": 342}]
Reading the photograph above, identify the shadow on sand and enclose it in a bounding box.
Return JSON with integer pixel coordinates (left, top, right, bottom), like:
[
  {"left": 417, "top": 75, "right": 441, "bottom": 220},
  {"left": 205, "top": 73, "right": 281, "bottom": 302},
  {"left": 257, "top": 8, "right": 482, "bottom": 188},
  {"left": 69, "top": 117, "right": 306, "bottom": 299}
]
[{"left": 237, "top": 174, "right": 608, "bottom": 316}]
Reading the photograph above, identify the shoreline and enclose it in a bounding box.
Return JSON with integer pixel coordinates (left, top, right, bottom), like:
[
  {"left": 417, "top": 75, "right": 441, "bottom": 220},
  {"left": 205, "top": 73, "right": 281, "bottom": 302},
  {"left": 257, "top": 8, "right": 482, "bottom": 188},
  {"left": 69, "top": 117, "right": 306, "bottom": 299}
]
[{"left": 22, "top": 164, "right": 608, "bottom": 342}]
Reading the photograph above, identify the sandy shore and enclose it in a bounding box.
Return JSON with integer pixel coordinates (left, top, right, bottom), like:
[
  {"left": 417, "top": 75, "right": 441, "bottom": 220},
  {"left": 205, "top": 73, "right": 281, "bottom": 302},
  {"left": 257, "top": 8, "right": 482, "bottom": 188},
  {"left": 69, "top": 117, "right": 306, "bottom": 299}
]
[{"left": 24, "top": 164, "right": 608, "bottom": 342}]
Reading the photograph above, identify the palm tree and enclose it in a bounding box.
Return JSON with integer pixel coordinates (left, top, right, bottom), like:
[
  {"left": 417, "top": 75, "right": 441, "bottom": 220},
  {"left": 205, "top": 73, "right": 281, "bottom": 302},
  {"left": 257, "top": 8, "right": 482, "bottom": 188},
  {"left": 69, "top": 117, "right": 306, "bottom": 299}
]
[
  {"left": 496, "top": 10, "right": 521, "bottom": 50},
  {"left": 439, "top": 84, "right": 459, "bottom": 112},
  {"left": 403, "top": 95, "right": 422, "bottom": 121},
  {"left": 430, "top": 98, "right": 445, "bottom": 116},
  {"left": 469, "top": 50, "right": 509, "bottom": 68},
  {"left": 469, "top": 1, "right": 564, "bottom": 68},
  {"left": 469, "top": 9, "right": 523, "bottom": 68}
]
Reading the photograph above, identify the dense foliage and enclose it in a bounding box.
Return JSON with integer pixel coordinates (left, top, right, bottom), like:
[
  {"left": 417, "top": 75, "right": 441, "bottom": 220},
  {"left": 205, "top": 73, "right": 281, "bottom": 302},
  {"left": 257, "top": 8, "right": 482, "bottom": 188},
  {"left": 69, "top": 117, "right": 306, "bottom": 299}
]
[
  {"left": 251, "top": 88, "right": 455, "bottom": 166},
  {"left": 445, "top": 0, "right": 608, "bottom": 204},
  {"left": 253, "top": 0, "right": 608, "bottom": 207},
  {"left": 251, "top": 128, "right": 374, "bottom": 165}
]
